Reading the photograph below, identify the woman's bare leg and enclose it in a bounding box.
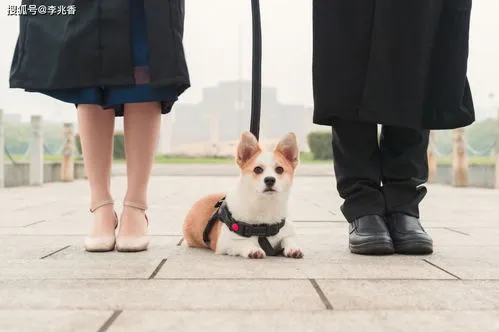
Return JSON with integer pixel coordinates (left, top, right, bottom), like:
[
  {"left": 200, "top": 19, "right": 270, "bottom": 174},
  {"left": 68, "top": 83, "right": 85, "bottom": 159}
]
[
  {"left": 77, "top": 105, "right": 116, "bottom": 247},
  {"left": 117, "top": 102, "right": 161, "bottom": 248}
]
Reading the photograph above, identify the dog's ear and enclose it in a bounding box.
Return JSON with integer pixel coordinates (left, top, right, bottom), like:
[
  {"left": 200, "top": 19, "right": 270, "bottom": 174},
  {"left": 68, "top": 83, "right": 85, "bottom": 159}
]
[
  {"left": 274, "top": 132, "right": 299, "bottom": 168},
  {"left": 236, "top": 131, "right": 261, "bottom": 166}
]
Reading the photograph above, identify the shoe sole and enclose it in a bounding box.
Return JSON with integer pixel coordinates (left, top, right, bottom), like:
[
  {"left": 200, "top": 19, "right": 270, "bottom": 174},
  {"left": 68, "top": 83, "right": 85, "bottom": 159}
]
[
  {"left": 84, "top": 239, "right": 116, "bottom": 252},
  {"left": 85, "top": 246, "right": 115, "bottom": 253},
  {"left": 115, "top": 245, "right": 148, "bottom": 253},
  {"left": 349, "top": 240, "right": 394, "bottom": 255},
  {"left": 394, "top": 240, "right": 433, "bottom": 255},
  {"left": 115, "top": 248, "right": 148, "bottom": 253},
  {"left": 114, "top": 235, "right": 149, "bottom": 252}
]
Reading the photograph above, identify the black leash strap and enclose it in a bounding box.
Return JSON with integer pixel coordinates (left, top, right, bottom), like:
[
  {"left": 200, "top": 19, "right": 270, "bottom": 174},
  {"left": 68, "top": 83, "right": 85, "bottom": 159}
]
[
  {"left": 258, "top": 237, "right": 283, "bottom": 257},
  {"left": 203, "top": 198, "right": 225, "bottom": 245},
  {"left": 250, "top": 0, "right": 262, "bottom": 140}
]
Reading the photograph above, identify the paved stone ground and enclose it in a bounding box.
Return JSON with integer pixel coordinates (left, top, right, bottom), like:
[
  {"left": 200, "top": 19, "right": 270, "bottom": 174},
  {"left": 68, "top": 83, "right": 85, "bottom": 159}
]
[{"left": 1, "top": 174, "right": 499, "bottom": 332}]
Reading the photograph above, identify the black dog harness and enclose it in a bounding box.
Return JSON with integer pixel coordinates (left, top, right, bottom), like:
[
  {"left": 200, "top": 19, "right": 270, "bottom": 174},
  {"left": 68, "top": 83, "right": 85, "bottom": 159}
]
[{"left": 203, "top": 197, "right": 286, "bottom": 256}]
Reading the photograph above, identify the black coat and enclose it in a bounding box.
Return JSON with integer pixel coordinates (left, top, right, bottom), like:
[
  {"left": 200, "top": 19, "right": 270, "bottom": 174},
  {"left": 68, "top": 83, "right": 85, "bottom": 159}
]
[
  {"left": 9, "top": 0, "right": 190, "bottom": 95},
  {"left": 312, "top": 0, "right": 475, "bottom": 130}
]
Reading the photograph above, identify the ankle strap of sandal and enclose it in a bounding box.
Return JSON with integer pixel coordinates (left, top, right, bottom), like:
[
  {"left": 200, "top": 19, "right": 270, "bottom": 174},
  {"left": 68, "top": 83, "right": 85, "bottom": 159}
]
[
  {"left": 90, "top": 199, "right": 114, "bottom": 213},
  {"left": 123, "top": 201, "right": 148, "bottom": 211}
]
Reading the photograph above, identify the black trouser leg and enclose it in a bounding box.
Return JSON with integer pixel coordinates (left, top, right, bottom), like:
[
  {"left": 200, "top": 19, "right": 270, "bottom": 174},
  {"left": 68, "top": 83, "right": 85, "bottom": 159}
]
[
  {"left": 331, "top": 117, "right": 385, "bottom": 222},
  {"left": 379, "top": 126, "right": 430, "bottom": 218},
  {"left": 379, "top": 126, "right": 433, "bottom": 255},
  {"left": 331, "top": 118, "right": 431, "bottom": 255}
]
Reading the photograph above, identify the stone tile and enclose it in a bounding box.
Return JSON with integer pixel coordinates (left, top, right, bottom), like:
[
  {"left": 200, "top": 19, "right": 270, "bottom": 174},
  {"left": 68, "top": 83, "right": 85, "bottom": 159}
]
[
  {"left": 0, "top": 207, "right": 80, "bottom": 227},
  {"left": 156, "top": 239, "right": 451, "bottom": 279},
  {"left": 294, "top": 222, "right": 348, "bottom": 233},
  {"left": 0, "top": 259, "right": 164, "bottom": 280},
  {"left": 288, "top": 198, "right": 338, "bottom": 221},
  {"left": 0, "top": 236, "right": 75, "bottom": 259},
  {"left": 425, "top": 255, "right": 499, "bottom": 280},
  {"left": 0, "top": 280, "right": 323, "bottom": 311},
  {"left": 292, "top": 226, "right": 358, "bottom": 254},
  {"left": 318, "top": 280, "right": 499, "bottom": 310},
  {"left": 422, "top": 217, "right": 499, "bottom": 228},
  {"left": 0, "top": 310, "right": 111, "bottom": 332},
  {"left": 0, "top": 227, "right": 31, "bottom": 235},
  {"left": 422, "top": 228, "right": 499, "bottom": 247},
  {"left": 430, "top": 245, "right": 499, "bottom": 259},
  {"left": 147, "top": 205, "right": 189, "bottom": 217},
  {"left": 109, "top": 310, "right": 499, "bottom": 332},
  {"left": 457, "top": 227, "right": 499, "bottom": 241},
  {"left": 419, "top": 186, "right": 499, "bottom": 228},
  {"left": 1, "top": 175, "right": 499, "bottom": 330},
  {"left": 156, "top": 255, "right": 451, "bottom": 280},
  {"left": 0, "top": 221, "right": 89, "bottom": 235},
  {"left": 47, "top": 236, "right": 181, "bottom": 261},
  {"left": 147, "top": 219, "right": 183, "bottom": 236},
  {"left": 0, "top": 219, "right": 46, "bottom": 228},
  {"left": 0, "top": 219, "right": 183, "bottom": 236}
]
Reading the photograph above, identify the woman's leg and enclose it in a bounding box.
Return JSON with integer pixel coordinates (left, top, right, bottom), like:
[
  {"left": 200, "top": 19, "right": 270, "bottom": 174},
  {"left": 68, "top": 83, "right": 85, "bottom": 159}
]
[
  {"left": 117, "top": 102, "right": 162, "bottom": 245},
  {"left": 77, "top": 105, "right": 116, "bottom": 240}
]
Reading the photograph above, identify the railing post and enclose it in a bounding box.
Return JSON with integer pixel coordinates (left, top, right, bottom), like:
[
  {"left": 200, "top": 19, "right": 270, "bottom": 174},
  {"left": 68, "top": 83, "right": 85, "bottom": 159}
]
[
  {"left": 61, "top": 123, "right": 74, "bottom": 182},
  {"left": 30, "top": 115, "right": 43, "bottom": 186},
  {"left": 452, "top": 127, "right": 468, "bottom": 187},
  {"left": 0, "top": 109, "right": 4, "bottom": 188},
  {"left": 495, "top": 109, "right": 499, "bottom": 189},
  {"left": 427, "top": 130, "right": 437, "bottom": 183}
]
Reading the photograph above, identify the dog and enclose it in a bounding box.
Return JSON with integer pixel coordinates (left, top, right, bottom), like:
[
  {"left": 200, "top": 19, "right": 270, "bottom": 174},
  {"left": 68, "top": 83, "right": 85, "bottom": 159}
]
[{"left": 183, "top": 131, "right": 303, "bottom": 259}]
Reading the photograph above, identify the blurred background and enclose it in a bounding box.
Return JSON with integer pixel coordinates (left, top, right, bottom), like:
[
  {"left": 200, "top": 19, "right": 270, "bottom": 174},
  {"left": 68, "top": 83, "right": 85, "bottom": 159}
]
[{"left": 0, "top": 0, "right": 498, "bottom": 164}]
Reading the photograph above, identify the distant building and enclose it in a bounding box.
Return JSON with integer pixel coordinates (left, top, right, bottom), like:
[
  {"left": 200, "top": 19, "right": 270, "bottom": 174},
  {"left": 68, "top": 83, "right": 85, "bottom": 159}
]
[{"left": 159, "top": 81, "right": 315, "bottom": 156}]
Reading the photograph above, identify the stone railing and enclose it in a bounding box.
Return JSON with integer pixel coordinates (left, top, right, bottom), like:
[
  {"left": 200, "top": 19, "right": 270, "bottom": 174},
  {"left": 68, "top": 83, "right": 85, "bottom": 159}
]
[
  {"left": 0, "top": 109, "right": 85, "bottom": 188},
  {"left": 427, "top": 109, "right": 499, "bottom": 189}
]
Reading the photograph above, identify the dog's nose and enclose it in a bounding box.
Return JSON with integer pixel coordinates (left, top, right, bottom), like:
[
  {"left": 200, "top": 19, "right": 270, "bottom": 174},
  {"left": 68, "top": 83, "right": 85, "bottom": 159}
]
[{"left": 264, "top": 176, "right": 276, "bottom": 187}]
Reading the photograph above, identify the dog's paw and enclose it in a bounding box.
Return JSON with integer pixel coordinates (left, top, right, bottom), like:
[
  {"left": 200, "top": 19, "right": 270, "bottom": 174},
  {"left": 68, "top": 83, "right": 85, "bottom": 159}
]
[
  {"left": 247, "top": 248, "right": 266, "bottom": 259},
  {"left": 284, "top": 247, "right": 303, "bottom": 259}
]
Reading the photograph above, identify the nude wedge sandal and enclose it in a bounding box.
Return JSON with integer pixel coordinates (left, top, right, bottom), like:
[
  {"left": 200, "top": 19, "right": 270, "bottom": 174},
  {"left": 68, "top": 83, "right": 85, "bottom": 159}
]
[
  {"left": 84, "top": 199, "right": 118, "bottom": 252},
  {"left": 116, "top": 201, "right": 149, "bottom": 252}
]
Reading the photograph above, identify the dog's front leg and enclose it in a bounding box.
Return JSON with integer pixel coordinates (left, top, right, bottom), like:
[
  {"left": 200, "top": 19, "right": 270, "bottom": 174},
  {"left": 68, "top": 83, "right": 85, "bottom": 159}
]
[
  {"left": 216, "top": 231, "right": 266, "bottom": 259},
  {"left": 226, "top": 240, "right": 266, "bottom": 259},
  {"left": 281, "top": 236, "right": 303, "bottom": 258}
]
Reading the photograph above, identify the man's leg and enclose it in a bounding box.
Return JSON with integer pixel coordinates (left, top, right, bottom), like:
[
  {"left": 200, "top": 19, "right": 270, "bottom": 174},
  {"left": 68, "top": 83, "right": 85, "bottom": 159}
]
[
  {"left": 331, "top": 117, "right": 394, "bottom": 255},
  {"left": 380, "top": 126, "right": 433, "bottom": 254}
]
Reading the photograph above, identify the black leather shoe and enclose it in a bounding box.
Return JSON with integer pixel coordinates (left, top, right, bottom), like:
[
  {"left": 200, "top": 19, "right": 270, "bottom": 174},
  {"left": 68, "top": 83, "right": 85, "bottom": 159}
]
[
  {"left": 385, "top": 213, "right": 433, "bottom": 255},
  {"left": 349, "top": 215, "right": 394, "bottom": 255}
]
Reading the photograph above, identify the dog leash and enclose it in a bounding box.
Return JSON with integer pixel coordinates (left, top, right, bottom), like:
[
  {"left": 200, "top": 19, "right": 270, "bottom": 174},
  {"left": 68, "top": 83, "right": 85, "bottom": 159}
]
[
  {"left": 250, "top": 0, "right": 262, "bottom": 140},
  {"left": 257, "top": 237, "right": 282, "bottom": 257},
  {"left": 248, "top": 3, "right": 284, "bottom": 256},
  {"left": 202, "top": 3, "right": 280, "bottom": 256}
]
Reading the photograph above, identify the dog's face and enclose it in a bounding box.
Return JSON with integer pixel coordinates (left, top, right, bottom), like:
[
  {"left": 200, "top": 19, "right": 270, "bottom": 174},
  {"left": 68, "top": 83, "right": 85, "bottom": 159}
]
[{"left": 235, "top": 131, "right": 299, "bottom": 197}]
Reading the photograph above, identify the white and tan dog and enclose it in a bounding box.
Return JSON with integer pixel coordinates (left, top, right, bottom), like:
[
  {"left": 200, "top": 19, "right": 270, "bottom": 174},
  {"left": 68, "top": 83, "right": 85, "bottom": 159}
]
[{"left": 183, "top": 131, "right": 303, "bottom": 259}]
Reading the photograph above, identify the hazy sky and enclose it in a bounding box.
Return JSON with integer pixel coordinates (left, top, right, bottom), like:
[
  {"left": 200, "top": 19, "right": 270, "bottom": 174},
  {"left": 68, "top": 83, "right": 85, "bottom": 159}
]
[{"left": 0, "top": 0, "right": 498, "bottom": 123}]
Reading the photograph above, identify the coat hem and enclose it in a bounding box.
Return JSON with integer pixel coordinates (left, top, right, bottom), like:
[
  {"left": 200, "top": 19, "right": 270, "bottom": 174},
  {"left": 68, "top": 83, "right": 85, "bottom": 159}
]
[
  {"left": 312, "top": 106, "right": 475, "bottom": 130},
  {"left": 9, "top": 76, "right": 190, "bottom": 95}
]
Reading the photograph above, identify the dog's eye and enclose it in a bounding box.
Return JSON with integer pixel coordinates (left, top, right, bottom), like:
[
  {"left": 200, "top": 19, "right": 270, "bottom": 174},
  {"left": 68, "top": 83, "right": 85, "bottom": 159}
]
[
  {"left": 275, "top": 166, "right": 284, "bottom": 174},
  {"left": 254, "top": 166, "right": 264, "bottom": 174}
]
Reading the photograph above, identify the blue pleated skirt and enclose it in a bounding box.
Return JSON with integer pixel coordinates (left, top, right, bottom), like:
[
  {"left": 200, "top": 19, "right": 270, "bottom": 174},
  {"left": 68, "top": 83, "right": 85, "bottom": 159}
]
[{"left": 28, "top": 0, "right": 178, "bottom": 117}]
